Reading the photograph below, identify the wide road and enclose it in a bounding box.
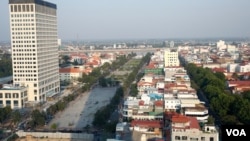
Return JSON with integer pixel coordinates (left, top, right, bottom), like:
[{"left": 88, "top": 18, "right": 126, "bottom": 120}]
[{"left": 59, "top": 48, "right": 160, "bottom": 55}]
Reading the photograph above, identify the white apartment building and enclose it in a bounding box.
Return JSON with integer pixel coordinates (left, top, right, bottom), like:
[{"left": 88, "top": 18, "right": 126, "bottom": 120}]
[
  {"left": 164, "top": 98, "right": 181, "bottom": 111},
  {"left": 9, "top": 0, "right": 60, "bottom": 103},
  {"left": 59, "top": 68, "right": 84, "bottom": 82},
  {"left": 170, "top": 118, "right": 219, "bottom": 141},
  {"left": 236, "top": 63, "right": 250, "bottom": 72},
  {"left": 217, "top": 40, "right": 227, "bottom": 51},
  {"left": 164, "top": 48, "right": 180, "bottom": 67},
  {"left": 122, "top": 96, "right": 164, "bottom": 120},
  {"left": 0, "top": 84, "right": 28, "bottom": 109}
]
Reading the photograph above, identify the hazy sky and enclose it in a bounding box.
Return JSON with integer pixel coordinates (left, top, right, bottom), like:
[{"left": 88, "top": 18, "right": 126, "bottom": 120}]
[{"left": 1, "top": 0, "right": 250, "bottom": 41}]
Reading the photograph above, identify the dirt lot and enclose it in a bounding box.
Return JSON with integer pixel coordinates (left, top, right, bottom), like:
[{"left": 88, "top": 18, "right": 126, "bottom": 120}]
[{"left": 48, "top": 86, "right": 117, "bottom": 130}]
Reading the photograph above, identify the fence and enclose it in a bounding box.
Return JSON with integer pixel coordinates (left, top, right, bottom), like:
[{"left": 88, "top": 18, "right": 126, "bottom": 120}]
[{"left": 16, "top": 131, "right": 94, "bottom": 141}]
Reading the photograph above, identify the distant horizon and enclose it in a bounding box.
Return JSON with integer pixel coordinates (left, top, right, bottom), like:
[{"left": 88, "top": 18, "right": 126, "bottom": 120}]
[
  {"left": 1, "top": 36, "right": 250, "bottom": 45},
  {"left": 1, "top": 36, "right": 250, "bottom": 43}
]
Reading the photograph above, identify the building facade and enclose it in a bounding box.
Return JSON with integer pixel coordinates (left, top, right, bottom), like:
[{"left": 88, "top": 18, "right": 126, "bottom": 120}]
[
  {"left": 9, "top": 0, "right": 60, "bottom": 103},
  {"left": 0, "top": 84, "right": 28, "bottom": 109},
  {"left": 164, "top": 48, "right": 180, "bottom": 67}
]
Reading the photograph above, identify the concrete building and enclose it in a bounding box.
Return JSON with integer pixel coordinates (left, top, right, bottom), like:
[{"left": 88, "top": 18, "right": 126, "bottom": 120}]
[
  {"left": 59, "top": 68, "right": 83, "bottom": 82},
  {"left": 0, "top": 84, "right": 28, "bottom": 109},
  {"left": 164, "top": 48, "right": 180, "bottom": 67},
  {"left": 9, "top": 0, "right": 60, "bottom": 103},
  {"left": 217, "top": 40, "right": 227, "bottom": 51},
  {"left": 165, "top": 113, "right": 219, "bottom": 141}
]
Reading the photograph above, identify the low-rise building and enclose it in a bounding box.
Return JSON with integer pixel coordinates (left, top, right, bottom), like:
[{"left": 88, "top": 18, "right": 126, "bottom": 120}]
[
  {"left": 0, "top": 84, "right": 28, "bottom": 109},
  {"left": 59, "top": 68, "right": 83, "bottom": 82},
  {"left": 183, "top": 105, "right": 209, "bottom": 122},
  {"left": 165, "top": 112, "right": 219, "bottom": 141},
  {"left": 130, "top": 120, "right": 163, "bottom": 136}
]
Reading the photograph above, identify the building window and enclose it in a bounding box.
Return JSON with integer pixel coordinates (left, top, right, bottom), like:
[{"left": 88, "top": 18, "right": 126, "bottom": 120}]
[
  {"left": 175, "top": 136, "right": 180, "bottom": 140},
  {"left": 14, "top": 100, "right": 18, "bottom": 106},
  {"left": 190, "top": 138, "right": 198, "bottom": 141},
  {"left": 201, "top": 137, "right": 205, "bottom": 141},
  {"left": 0, "top": 93, "right": 2, "bottom": 98},
  {"left": 14, "top": 5, "right": 17, "bottom": 12},
  {"left": 210, "top": 137, "right": 214, "bottom": 141},
  {"left": 6, "top": 100, "right": 11, "bottom": 106},
  {"left": 30, "top": 5, "right": 33, "bottom": 12},
  {"left": 5, "top": 93, "right": 11, "bottom": 98},
  {"left": 13, "top": 93, "right": 19, "bottom": 98},
  {"left": 182, "top": 136, "right": 187, "bottom": 140},
  {"left": 34, "top": 90, "right": 37, "bottom": 95}
]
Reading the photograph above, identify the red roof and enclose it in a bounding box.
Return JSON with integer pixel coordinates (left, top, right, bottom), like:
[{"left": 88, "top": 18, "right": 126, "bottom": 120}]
[
  {"left": 172, "top": 115, "right": 189, "bottom": 123},
  {"left": 212, "top": 67, "right": 227, "bottom": 73},
  {"left": 139, "top": 100, "right": 144, "bottom": 106},
  {"left": 131, "top": 120, "right": 163, "bottom": 128},
  {"left": 59, "top": 68, "right": 82, "bottom": 73},
  {"left": 188, "top": 117, "right": 200, "bottom": 130},
  {"left": 164, "top": 83, "right": 187, "bottom": 89},
  {"left": 137, "top": 81, "right": 155, "bottom": 87},
  {"left": 155, "top": 100, "right": 164, "bottom": 107},
  {"left": 166, "top": 112, "right": 200, "bottom": 130},
  {"left": 228, "top": 81, "right": 250, "bottom": 86}
]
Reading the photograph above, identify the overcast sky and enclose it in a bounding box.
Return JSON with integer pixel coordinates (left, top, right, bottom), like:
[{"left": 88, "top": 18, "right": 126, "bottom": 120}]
[{"left": 1, "top": 0, "right": 250, "bottom": 41}]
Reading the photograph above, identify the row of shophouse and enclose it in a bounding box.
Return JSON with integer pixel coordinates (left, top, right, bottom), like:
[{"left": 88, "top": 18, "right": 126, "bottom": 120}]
[{"left": 119, "top": 49, "right": 219, "bottom": 141}]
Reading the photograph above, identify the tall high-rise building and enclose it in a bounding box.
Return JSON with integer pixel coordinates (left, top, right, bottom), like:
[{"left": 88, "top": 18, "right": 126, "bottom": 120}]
[{"left": 9, "top": 0, "right": 60, "bottom": 103}]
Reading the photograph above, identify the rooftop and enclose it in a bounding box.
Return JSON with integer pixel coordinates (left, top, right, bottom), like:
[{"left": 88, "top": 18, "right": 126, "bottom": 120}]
[
  {"left": 0, "top": 84, "right": 26, "bottom": 90},
  {"left": 131, "top": 120, "right": 163, "bottom": 128},
  {"left": 9, "top": 0, "right": 57, "bottom": 9}
]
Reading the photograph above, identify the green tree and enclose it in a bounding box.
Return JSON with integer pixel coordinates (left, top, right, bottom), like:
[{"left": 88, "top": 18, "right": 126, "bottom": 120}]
[
  {"left": 130, "top": 84, "right": 138, "bottom": 97},
  {"left": 99, "top": 76, "right": 107, "bottom": 87},
  {"left": 207, "top": 116, "right": 215, "bottom": 124},
  {"left": 72, "top": 60, "right": 78, "bottom": 65},
  {"left": 30, "top": 109, "right": 46, "bottom": 128},
  {"left": 0, "top": 106, "right": 12, "bottom": 123},
  {"left": 62, "top": 55, "right": 70, "bottom": 64},
  {"left": 11, "top": 110, "right": 21, "bottom": 126},
  {"left": 0, "top": 54, "right": 12, "bottom": 77},
  {"left": 50, "top": 123, "right": 58, "bottom": 130},
  {"left": 214, "top": 72, "right": 226, "bottom": 82},
  {"left": 242, "top": 91, "right": 250, "bottom": 102}
]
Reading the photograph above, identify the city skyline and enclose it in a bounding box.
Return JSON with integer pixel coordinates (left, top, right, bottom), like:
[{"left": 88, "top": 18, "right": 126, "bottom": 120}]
[{"left": 1, "top": 0, "right": 250, "bottom": 41}]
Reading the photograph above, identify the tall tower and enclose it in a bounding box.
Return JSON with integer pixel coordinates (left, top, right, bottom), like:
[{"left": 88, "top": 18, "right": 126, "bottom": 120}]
[{"left": 9, "top": 0, "right": 60, "bottom": 103}]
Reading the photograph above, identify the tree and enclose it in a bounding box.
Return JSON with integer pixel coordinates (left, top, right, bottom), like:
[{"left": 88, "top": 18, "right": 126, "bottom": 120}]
[
  {"left": 207, "top": 116, "right": 215, "bottom": 125},
  {"left": 130, "top": 84, "right": 138, "bottom": 97},
  {"left": 50, "top": 123, "right": 58, "bottom": 130},
  {"left": 0, "top": 54, "right": 12, "bottom": 77},
  {"left": 242, "top": 91, "right": 250, "bottom": 102},
  {"left": 214, "top": 72, "right": 226, "bottom": 82},
  {"left": 30, "top": 109, "right": 46, "bottom": 128},
  {"left": 72, "top": 60, "right": 78, "bottom": 65},
  {"left": 99, "top": 76, "right": 107, "bottom": 87},
  {"left": 62, "top": 55, "right": 70, "bottom": 64},
  {"left": 0, "top": 106, "right": 12, "bottom": 124},
  {"left": 11, "top": 110, "right": 21, "bottom": 126}
]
